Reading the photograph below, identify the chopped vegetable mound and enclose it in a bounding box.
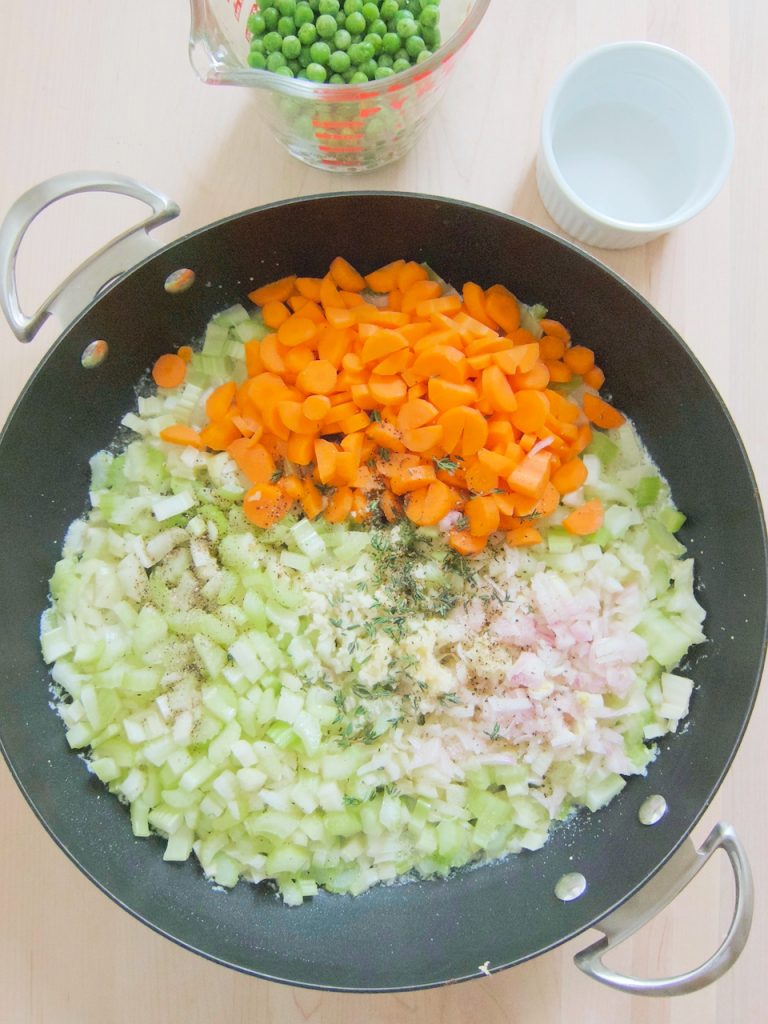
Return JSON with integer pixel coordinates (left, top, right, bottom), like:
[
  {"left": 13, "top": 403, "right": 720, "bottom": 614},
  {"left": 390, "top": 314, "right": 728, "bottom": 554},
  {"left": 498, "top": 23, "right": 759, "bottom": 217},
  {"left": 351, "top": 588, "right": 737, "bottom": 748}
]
[{"left": 40, "top": 263, "right": 706, "bottom": 903}]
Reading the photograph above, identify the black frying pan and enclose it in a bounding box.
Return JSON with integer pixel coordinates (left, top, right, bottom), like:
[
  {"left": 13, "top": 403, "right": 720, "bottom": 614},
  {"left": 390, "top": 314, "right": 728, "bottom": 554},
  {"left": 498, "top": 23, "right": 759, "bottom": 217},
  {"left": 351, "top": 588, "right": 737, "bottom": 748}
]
[{"left": 0, "top": 182, "right": 765, "bottom": 993}]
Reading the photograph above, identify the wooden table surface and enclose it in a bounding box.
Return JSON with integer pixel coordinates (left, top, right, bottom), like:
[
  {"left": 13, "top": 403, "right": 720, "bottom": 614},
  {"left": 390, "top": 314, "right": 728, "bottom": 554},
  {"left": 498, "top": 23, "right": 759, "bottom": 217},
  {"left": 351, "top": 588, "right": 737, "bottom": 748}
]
[{"left": 1, "top": 3, "right": 766, "bottom": 1021}]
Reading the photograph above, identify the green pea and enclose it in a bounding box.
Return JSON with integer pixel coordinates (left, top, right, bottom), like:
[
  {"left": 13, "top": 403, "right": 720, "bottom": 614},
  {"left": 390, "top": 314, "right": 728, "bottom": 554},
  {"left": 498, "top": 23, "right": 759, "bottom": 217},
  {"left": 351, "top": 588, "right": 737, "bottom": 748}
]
[
  {"left": 345, "top": 11, "right": 366, "bottom": 34},
  {"left": 374, "top": 65, "right": 394, "bottom": 78},
  {"left": 277, "top": 0, "right": 296, "bottom": 14},
  {"left": 297, "top": 22, "right": 317, "bottom": 44},
  {"left": 415, "top": 47, "right": 432, "bottom": 64},
  {"left": 296, "top": 70, "right": 309, "bottom": 79},
  {"left": 316, "top": 13, "right": 338, "bottom": 37},
  {"left": 382, "top": 32, "right": 400, "bottom": 53},
  {"left": 282, "top": 34, "right": 302, "bottom": 58},
  {"left": 329, "top": 49, "right": 351, "bottom": 72},
  {"left": 288, "top": 57, "right": 302, "bottom": 73},
  {"left": 247, "top": 14, "right": 266, "bottom": 35},
  {"left": 275, "top": 65, "right": 295, "bottom": 76},
  {"left": 307, "top": 62, "right": 328, "bottom": 81},
  {"left": 318, "top": 0, "right": 340, "bottom": 11},
  {"left": 405, "top": 34, "right": 425, "bottom": 56},
  {"left": 396, "top": 18, "right": 418, "bottom": 38},
  {"left": 263, "top": 31, "right": 284, "bottom": 53},
  {"left": 249, "top": 37, "right": 266, "bottom": 54},
  {"left": 267, "top": 51, "right": 288, "bottom": 70},
  {"left": 247, "top": 50, "right": 267, "bottom": 68},
  {"left": 348, "top": 40, "right": 374, "bottom": 63},
  {"left": 349, "top": 70, "right": 369, "bottom": 83},
  {"left": 329, "top": 73, "right": 346, "bottom": 83},
  {"left": 295, "top": 3, "right": 315, "bottom": 25},
  {"left": 334, "top": 28, "right": 352, "bottom": 49},
  {"left": 380, "top": 0, "right": 398, "bottom": 20},
  {"left": 392, "top": 57, "right": 411, "bottom": 73},
  {"left": 362, "top": 2, "right": 380, "bottom": 22},
  {"left": 277, "top": 16, "right": 296, "bottom": 36},
  {"left": 310, "top": 40, "right": 332, "bottom": 63},
  {"left": 263, "top": 7, "right": 280, "bottom": 29},
  {"left": 422, "top": 25, "right": 440, "bottom": 47},
  {"left": 419, "top": 3, "right": 438, "bottom": 28},
  {"left": 344, "top": 0, "right": 363, "bottom": 12},
  {"left": 370, "top": 18, "right": 387, "bottom": 36},
  {"left": 361, "top": 58, "right": 378, "bottom": 78},
  {"left": 364, "top": 32, "right": 382, "bottom": 53},
  {"left": 298, "top": 46, "right": 312, "bottom": 66},
  {"left": 377, "top": 53, "right": 393, "bottom": 67}
]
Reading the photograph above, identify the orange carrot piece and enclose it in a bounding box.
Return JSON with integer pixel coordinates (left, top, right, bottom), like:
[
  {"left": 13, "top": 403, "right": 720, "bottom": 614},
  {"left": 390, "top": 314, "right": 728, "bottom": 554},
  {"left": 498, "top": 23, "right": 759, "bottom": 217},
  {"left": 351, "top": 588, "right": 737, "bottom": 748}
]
[
  {"left": 462, "top": 282, "right": 497, "bottom": 330},
  {"left": 506, "top": 451, "right": 551, "bottom": 499},
  {"left": 428, "top": 378, "right": 479, "bottom": 412},
  {"left": 374, "top": 347, "right": 413, "bottom": 376},
  {"left": 278, "top": 315, "right": 318, "bottom": 349},
  {"left": 280, "top": 474, "right": 305, "bottom": 500},
  {"left": 552, "top": 458, "right": 588, "bottom": 495},
  {"left": 563, "top": 498, "right": 604, "bottom": 536},
  {"left": 448, "top": 530, "right": 488, "bottom": 555},
  {"left": 361, "top": 330, "right": 407, "bottom": 366},
  {"left": 510, "top": 390, "right": 550, "bottom": 434},
  {"left": 324, "top": 486, "right": 354, "bottom": 523},
  {"left": 177, "top": 345, "right": 193, "bottom": 363},
  {"left": 485, "top": 285, "right": 521, "bottom": 334},
  {"left": 301, "top": 480, "right": 325, "bottom": 520},
  {"left": 296, "top": 277, "right": 323, "bottom": 301},
  {"left": 262, "top": 300, "right": 291, "bottom": 330},
  {"left": 244, "top": 340, "right": 265, "bottom": 377},
  {"left": 248, "top": 276, "right": 297, "bottom": 306},
  {"left": 491, "top": 343, "right": 541, "bottom": 376},
  {"left": 400, "top": 279, "right": 442, "bottom": 314},
  {"left": 539, "top": 335, "right": 567, "bottom": 361},
  {"left": 259, "top": 334, "right": 288, "bottom": 374},
  {"left": 583, "top": 366, "right": 606, "bottom": 390},
  {"left": 325, "top": 306, "right": 356, "bottom": 329},
  {"left": 583, "top": 392, "right": 626, "bottom": 429},
  {"left": 564, "top": 345, "right": 595, "bottom": 376},
  {"left": 339, "top": 411, "right": 371, "bottom": 434},
  {"left": 546, "top": 360, "right": 573, "bottom": 384},
  {"left": 314, "top": 439, "right": 339, "bottom": 484},
  {"left": 539, "top": 318, "right": 571, "bottom": 343},
  {"left": 200, "top": 419, "right": 242, "bottom": 451},
  {"left": 416, "top": 295, "right": 462, "bottom": 319},
  {"left": 368, "top": 375, "right": 407, "bottom": 406},
  {"left": 243, "top": 483, "right": 292, "bottom": 528},
  {"left": 438, "top": 405, "right": 489, "bottom": 458},
  {"left": 380, "top": 490, "right": 403, "bottom": 523},
  {"left": 465, "top": 460, "right": 498, "bottom": 494},
  {"left": 481, "top": 365, "right": 518, "bottom": 414},
  {"left": 319, "top": 274, "right": 344, "bottom": 311},
  {"left": 330, "top": 257, "right": 366, "bottom": 293},
  {"left": 506, "top": 524, "right": 543, "bottom": 547},
  {"left": 283, "top": 345, "right": 315, "bottom": 376},
  {"left": 205, "top": 381, "right": 237, "bottom": 422},
  {"left": 159, "top": 424, "right": 204, "bottom": 449},
  {"left": 364, "top": 259, "right": 406, "bottom": 294},
  {"left": 511, "top": 361, "right": 551, "bottom": 391},
  {"left": 152, "top": 353, "right": 186, "bottom": 389},
  {"left": 402, "top": 424, "right": 444, "bottom": 453},
  {"left": 397, "top": 398, "right": 439, "bottom": 433},
  {"left": 533, "top": 481, "right": 560, "bottom": 517},
  {"left": 418, "top": 480, "right": 459, "bottom": 526},
  {"left": 282, "top": 430, "right": 312, "bottom": 464},
  {"left": 228, "top": 440, "right": 275, "bottom": 484},
  {"left": 296, "top": 359, "right": 338, "bottom": 395},
  {"left": 465, "top": 495, "right": 500, "bottom": 537},
  {"left": 396, "top": 261, "right": 429, "bottom": 293},
  {"left": 278, "top": 400, "right": 317, "bottom": 435},
  {"left": 477, "top": 447, "right": 518, "bottom": 477},
  {"left": 412, "top": 345, "right": 468, "bottom": 384},
  {"left": 390, "top": 463, "right": 437, "bottom": 495}
]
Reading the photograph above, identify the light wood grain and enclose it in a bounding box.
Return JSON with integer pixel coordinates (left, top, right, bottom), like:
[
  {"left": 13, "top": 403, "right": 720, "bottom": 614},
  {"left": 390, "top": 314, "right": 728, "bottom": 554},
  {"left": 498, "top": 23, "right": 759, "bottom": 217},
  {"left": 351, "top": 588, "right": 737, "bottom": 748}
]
[{"left": 1, "top": 3, "right": 765, "bottom": 1021}]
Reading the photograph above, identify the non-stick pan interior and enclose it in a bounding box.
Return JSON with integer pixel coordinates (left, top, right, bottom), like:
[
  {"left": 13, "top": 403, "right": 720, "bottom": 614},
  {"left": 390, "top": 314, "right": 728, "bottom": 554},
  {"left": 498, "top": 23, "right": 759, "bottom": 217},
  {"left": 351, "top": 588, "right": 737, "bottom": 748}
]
[{"left": 0, "top": 194, "right": 765, "bottom": 990}]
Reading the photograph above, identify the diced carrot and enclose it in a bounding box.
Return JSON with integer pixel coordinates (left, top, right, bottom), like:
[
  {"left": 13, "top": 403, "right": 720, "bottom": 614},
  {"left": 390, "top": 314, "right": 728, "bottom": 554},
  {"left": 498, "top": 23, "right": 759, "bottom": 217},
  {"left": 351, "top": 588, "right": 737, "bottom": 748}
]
[
  {"left": 539, "top": 335, "right": 567, "bottom": 360},
  {"left": 477, "top": 447, "right": 518, "bottom": 477},
  {"left": 296, "top": 359, "right": 338, "bottom": 395},
  {"left": 402, "top": 425, "right": 444, "bottom": 453},
  {"left": 283, "top": 345, "right": 315, "bottom": 376},
  {"left": 438, "top": 405, "right": 489, "bottom": 458},
  {"left": 244, "top": 340, "right": 265, "bottom": 377},
  {"left": 506, "top": 525, "right": 543, "bottom": 547},
  {"left": 324, "top": 486, "right": 354, "bottom": 523},
  {"left": 339, "top": 411, "right": 370, "bottom": 434},
  {"left": 583, "top": 366, "right": 606, "bottom": 390},
  {"left": 461, "top": 282, "right": 497, "bottom": 330},
  {"left": 390, "top": 463, "right": 436, "bottom": 495},
  {"left": 301, "top": 480, "right": 324, "bottom": 520},
  {"left": 380, "top": 490, "right": 402, "bottom": 523},
  {"left": 485, "top": 285, "right": 521, "bottom": 334},
  {"left": 428, "top": 378, "right": 479, "bottom": 412},
  {"left": 465, "top": 495, "right": 500, "bottom": 537},
  {"left": 262, "top": 300, "right": 291, "bottom": 330},
  {"left": 415, "top": 295, "right": 462, "bottom": 318},
  {"left": 199, "top": 419, "right": 242, "bottom": 451},
  {"left": 361, "top": 330, "right": 407, "bottom": 366},
  {"left": 228, "top": 440, "right": 275, "bottom": 484},
  {"left": 160, "top": 424, "right": 204, "bottom": 449},
  {"left": 278, "top": 400, "right": 317, "bottom": 435},
  {"left": 365, "top": 259, "right": 406, "bottom": 294},
  {"left": 280, "top": 474, "right": 305, "bottom": 500},
  {"left": 330, "top": 257, "right": 366, "bottom": 292},
  {"left": 551, "top": 458, "right": 588, "bottom": 495},
  {"left": 412, "top": 345, "right": 467, "bottom": 384},
  {"left": 397, "top": 399, "right": 439, "bottom": 433},
  {"left": 448, "top": 530, "right": 488, "bottom": 555},
  {"left": 205, "top": 381, "right": 237, "bottom": 422},
  {"left": 510, "top": 390, "right": 550, "bottom": 434},
  {"left": 481, "top": 365, "right": 518, "bottom": 414},
  {"left": 287, "top": 432, "right": 315, "bottom": 465},
  {"left": 492, "top": 343, "right": 540, "bottom": 375},
  {"left": 506, "top": 451, "right": 551, "bottom": 499},
  {"left": 152, "top": 353, "right": 186, "bottom": 389},
  {"left": 368, "top": 421, "right": 406, "bottom": 453},
  {"left": 583, "top": 392, "right": 626, "bottom": 429},
  {"left": 396, "top": 261, "right": 429, "bottom": 292},
  {"left": 400, "top": 279, "right": 443, "bottom": 314},
  {"left": 260, "top": 334, "right": 288, "bottom": 374},
  {"left": 314, "top": 438, "right": 339, "bottom": 484},
  {"left": 374, "top": 347, "right": 413, "bottom": 376},
  {"left": 278, "top": 315, "right": 318, "bottom": 349},
  {"left": 564, "top": 345, "right": 595, "bottom": 376},
  {"left": 368, "top": 375, "right": 407, "bottom": 406},
  {"left": 465, "top": 460, "right": 498, "bottom": 494},
  {"left": 243, "top": 482, "right": 292, "bottom": 528},
  {"left": 296, "top": 277, "right": 323, "bottom": 301},
  {"left": 248, "top": 276, "right": 297, "bottom": 306},
  {"left": 511, "top": 360, "right": 551, "bottom": 391},
  {"left": 539, "top": 318, "right": 571, "bottom": 343},
  {"left": 546, "top": 360, "right": 573, "bottom": 384},
  {"left": 177, "top": 345, "right": 193, "bottom": 363},
  {"left": 563, "top": 498, "right": 604, "bottom": 536}
]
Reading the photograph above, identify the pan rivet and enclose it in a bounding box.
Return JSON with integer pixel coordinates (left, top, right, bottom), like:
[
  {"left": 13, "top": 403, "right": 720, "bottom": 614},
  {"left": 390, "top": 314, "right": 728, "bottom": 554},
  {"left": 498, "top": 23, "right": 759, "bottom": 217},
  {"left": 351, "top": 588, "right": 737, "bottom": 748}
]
[
  {"left": 555, "top": 872, "right": 587, "bottom": 902},
  {"left": 164, "top": 268, "right": 196, "bottom": 293},
  {"left": 81, "top": 340, "right": 108, "bottom": 369},
  {"left": 638, "top": 794, "right": 668, "bottom": 826}
]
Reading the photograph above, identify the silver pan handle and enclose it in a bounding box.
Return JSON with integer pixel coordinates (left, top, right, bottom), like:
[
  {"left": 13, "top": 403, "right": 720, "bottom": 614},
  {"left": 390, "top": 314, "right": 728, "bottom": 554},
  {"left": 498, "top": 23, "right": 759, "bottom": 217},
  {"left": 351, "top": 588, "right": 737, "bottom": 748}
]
[
  {"left": 575, "top": 822, "right": 753, "bottom": 996},
  {"left": 0, "top": 171, "right": 179, "bottom": 343}
]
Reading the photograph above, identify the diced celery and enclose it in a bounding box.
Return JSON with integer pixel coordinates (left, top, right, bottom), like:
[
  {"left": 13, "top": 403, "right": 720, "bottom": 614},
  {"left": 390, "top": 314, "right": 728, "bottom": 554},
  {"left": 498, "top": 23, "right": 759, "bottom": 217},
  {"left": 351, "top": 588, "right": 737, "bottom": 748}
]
[
  {"left": 635, "top": 475, "right": 662, "bottom": 507},
  {"left": 660, "top": 507, "right": 687, "bottom": 533}
]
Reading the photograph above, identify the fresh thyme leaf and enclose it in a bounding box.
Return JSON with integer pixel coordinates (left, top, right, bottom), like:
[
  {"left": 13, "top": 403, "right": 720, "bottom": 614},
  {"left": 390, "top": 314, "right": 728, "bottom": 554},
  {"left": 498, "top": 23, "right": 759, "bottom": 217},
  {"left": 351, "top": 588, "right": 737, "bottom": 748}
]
[
  {"left": 270, "top": 468, "right": 284, "bottom": 484},
  {"left": 377, "top": 446, "right": 391, "bottom": 462},
  {"left": 370, "top": 409, "right": 382, "bottom": 422},
  {"left": 455, "top": 515, "right": 469, "bottom": 531},
  {"left": 434, "top": 456, "right": 461, "bottom": 473},
  {"left": 438, "top": 692, "right": 461, "bottom": 706},
  {"left": 485, "top": 722, "right": 501, "bottom": 741}
]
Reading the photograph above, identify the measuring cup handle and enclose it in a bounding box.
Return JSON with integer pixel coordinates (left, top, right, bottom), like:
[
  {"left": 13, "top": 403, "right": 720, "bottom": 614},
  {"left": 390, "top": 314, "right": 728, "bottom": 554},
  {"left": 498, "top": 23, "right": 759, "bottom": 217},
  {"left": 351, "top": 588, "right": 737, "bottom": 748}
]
[{"left": 0, "top": 171, "right": 179, "bottom": 343}]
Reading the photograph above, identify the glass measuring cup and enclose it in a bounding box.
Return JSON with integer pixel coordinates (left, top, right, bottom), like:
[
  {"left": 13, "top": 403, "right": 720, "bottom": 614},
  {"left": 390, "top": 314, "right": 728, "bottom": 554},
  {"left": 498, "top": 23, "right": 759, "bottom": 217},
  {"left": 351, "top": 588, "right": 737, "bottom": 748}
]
[{"left": 189, "top": 1, "right": 490, "bottom": 172}]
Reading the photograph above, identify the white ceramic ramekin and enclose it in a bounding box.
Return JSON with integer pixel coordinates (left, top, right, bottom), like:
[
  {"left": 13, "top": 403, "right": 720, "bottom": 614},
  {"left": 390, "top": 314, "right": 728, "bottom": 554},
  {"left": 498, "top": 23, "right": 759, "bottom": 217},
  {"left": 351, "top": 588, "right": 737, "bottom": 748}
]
[{"left": 536, "top": 42, "right": 734, "bottom": 250}]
